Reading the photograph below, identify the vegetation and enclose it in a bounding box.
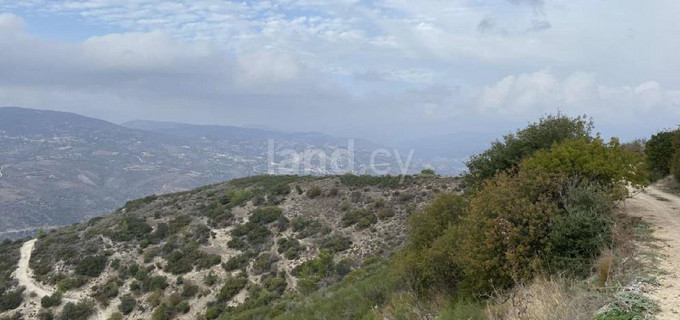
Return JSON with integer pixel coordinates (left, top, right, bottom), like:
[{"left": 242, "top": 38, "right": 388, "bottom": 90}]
[
  {"left": 463, "top": 114, "right": 593, "bottom": 189},
  {"left": 58, "top": 300, "right": 96, "bottom": 320}
]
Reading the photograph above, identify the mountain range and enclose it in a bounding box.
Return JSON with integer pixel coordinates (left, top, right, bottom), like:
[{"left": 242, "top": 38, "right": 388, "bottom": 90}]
[{"left": 0, "top": 107, "right": 462, "bottom": 239}]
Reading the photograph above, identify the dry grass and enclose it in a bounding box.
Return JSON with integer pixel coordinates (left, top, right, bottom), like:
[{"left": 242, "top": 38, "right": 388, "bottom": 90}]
[
  {"left": 597, "top": 252, "right": 616, "bottom": 287},
  {"left": 486, "top": 277, "right": 598, "bottom": 320}
]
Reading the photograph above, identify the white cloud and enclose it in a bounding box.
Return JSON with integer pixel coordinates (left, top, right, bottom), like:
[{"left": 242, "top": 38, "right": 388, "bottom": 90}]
[
  {"left": 0, "top": 1, "right": 679, "bottom": 143},
  {"left": 0, "top": 12, "right": 23, "bottom": 31}
]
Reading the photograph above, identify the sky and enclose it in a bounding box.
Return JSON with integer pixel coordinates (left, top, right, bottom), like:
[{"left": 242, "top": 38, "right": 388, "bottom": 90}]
[{"left": 0, "top": 0, "right": 678, "bottom": 146}]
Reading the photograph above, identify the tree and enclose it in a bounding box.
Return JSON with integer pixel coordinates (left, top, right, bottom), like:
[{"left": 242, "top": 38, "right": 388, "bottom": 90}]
[
  {"left": 463, "top": 114, "right": 593, "bottom": 188},
  {"left": 645, "top": 130, "right": 678, "bottom": 180}
]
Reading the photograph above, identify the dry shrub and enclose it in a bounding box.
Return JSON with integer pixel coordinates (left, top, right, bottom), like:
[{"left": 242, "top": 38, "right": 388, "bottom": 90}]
[
  {"left": 487, "top": 277, "right": 598, "bottom": 320},
  {"left": 596, "top": 252, "right": 616, "bottom": 287}
]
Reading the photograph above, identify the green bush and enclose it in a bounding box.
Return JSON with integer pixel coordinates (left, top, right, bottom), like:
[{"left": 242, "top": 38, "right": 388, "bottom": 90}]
[
  {"left": 463, "top": 114, "right": 593, "bottom": 188},
  {"left": 0, "top": 288, "right": 23, "bottom": 312},
  {"left": 58, "top": 300, "right": 95, "bottom": 320},
  {"left": 118, "top": 294, "right": 136, "bottom": 315},
  {"left": 249, "top": 207, "right": 283, "bottom": 224},
  {"left": 218, "top": 275, "right": 248, "bottom": 301},
  {"left": 341, "top": 210, "right": 377, "bottom": 229},
  {"left": 646, "top": 130, "right": 678, "bottom": 180},
  {"left": 41, "top": 292, "right": 63, "bottom": 308},
  {"left": 394, "top": 194, "right": 466, "bottom": 294},
  {"left": 75, "top": 255, "right": 108, "bottom": 277},
  {"left": 291, "top": 218, "right": 330, "bottom": 239},
  {"left": 223, "top": 252, "right": 253, "bottom": 271},
  {"left": 306, "top": 186, "right": 322, "bottom": 199},
  {"left": 319, "top": 235, "right": 352, "bottom": 253},
  {"left": 277, "top": 238, "right": 305, "bottom": 259}
]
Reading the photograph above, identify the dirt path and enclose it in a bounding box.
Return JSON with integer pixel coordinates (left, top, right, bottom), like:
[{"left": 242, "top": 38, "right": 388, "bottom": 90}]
[
  {"left": 14, "top": 239, "right": 107, "bottom": 320},
  {"left": 626, "top": 186, "right": 680, "bottom": 319}
]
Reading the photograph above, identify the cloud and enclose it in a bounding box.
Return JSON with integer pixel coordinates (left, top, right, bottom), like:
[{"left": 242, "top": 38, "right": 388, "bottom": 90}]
[
  {"left": 479, "top": 70, "right": 680, "bottom": 119},
  {"left": 0, "top": 1, "right": 679, "bottom": 143},
  {"left": 0, "top": 12, "right": 23, "bottom": 31}
]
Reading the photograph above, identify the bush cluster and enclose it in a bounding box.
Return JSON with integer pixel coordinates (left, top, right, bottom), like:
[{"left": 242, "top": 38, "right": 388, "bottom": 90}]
[{"left": 396, "top": 117, "right": 647, "bottom": 296}]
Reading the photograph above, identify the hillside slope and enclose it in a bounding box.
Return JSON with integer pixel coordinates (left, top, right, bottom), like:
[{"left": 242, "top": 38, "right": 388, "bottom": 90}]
[
  {"left": 0, "top": 107, "right": 425, "bottom": 239},
  {"left": 0, "top": 174, "right": 458, "bottom": 319}
]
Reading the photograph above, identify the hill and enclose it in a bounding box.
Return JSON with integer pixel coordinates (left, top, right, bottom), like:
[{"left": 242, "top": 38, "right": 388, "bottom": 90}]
[
  {"left": 0, "top": 107, "right": 429, "bottom": 239},
  {"left": 0, "top": 174, "right": 458, "bottom": 319}
]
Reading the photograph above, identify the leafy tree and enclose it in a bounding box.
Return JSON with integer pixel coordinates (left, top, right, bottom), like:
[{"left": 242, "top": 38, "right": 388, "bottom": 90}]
[
  {"left": 645, "top": 130, "right": 677, "bottom": 180},
  {"left": 463, "top": 114, "right": 593, "bottom": 188}
]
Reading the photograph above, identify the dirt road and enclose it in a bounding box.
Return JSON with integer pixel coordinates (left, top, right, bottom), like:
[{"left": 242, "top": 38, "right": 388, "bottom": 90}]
[
  {"left": 626, "top": 186, "right": 680, "bottom": 319},
  {"left": 14, "top": 239, "right": 108, "bottom": 320}
]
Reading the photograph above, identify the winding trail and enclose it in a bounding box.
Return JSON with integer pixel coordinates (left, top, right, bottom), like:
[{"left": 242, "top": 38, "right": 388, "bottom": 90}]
[
  {"left": 626, "top": 186, "right": 680, "bottom": 319},
  {"left": 14, "top": 239, "right": 107, "bottom": 320}
]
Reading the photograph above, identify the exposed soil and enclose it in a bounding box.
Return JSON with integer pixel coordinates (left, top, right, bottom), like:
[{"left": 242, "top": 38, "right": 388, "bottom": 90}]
[{"left": 625, "top": 186, "right": 680, "bottom": 319}]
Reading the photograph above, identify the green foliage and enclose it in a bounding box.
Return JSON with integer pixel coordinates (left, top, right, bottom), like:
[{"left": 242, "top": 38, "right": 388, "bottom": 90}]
[
  {"left": 41, "top": 292, "right": 63, "bottom": 308},
  {"left": 548, "top": 185, "right": 613, "bottom": 276},
  {"left": 319, "top": 235, "right": 352, "bottom": 253},
  {"left": 58, "top": 300, "right": 96, "bottom": 320},
  {"left": 118, "top": 294, "right": 136, "bottom": 315},
  {"left": 0, "top": 240, "right": 21, "bottom": 299},
  {"left": 291, "top": 218, "right": 330, "bottom": 239},
  {"left": 521, "top": 137, "right": 649, "bottom": 195},
  {"left": 341, "top": 210, "right": 377, "bottom": 229},
  {"left": 420, "top": 168, "right": 436, "bottom": 175},
  {"left": 252, "top": 253, "right": 279, "bottom": 275},
  {"left": 277, "top": 238, "right": 305, "bottom": 259},
  {"left": 276, "top": 260, "right": 393, "bottom": 320},
  {"left": 75, "top": 255, "right": 108, "bottom": 277},
  {"left": 464, "top": 114, "right": 593, "bottom": 188},
  {"left": 110, "top": 216, "right": 152, "bottom": 242},
  {"left": 672, "top": 132, "right": 680, "bottom": 183},
  {"left": 394, "top": 194, "right": 466, "bottom": 294},
  {"left": 218, "top": 275, "right": 248, "bottom": 301},
  {"left": 645, "top": 130, "right": 678, "bottom": 180},
  {"left": 92, "top": 279, "right": 119, "bottom": 306},
  {"left": 595, "top": 293, "right": 659, "bottom": 320},
  {"left": 249, "top": 207, "right": 283, "bottom": 224},
  {"left": 168, "top": 215, "right": 192, "bottom": 233},
  {"left": 223, "top": 252, "right": 254, "bottom": 271},
  {"left": 306, "top": 185, "right": 323, "bottom": 199},
  {"left": 0, "top": 288, "right": 23, "bottom": 312}
]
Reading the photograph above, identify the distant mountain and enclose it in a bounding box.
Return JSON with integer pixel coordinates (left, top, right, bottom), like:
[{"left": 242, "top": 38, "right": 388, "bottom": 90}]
[{"left": 0, "top": 107, "right": 436, "bottom": 239}]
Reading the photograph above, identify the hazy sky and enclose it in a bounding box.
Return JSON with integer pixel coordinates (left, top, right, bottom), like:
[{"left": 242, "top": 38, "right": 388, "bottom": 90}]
[{"left": 0, "top": 0, "right": 678, "bottom": 144}]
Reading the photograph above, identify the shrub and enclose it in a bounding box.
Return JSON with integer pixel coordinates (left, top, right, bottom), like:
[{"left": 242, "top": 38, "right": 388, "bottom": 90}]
[
  {"left": 548, "top": 185, "right": 613, "bottom": 276},
  {"left": 41, "top": 292, "right": 63, "bottom": 308},
  {"left": 456, "top": 172, "right": 562, "bottom": 293},
  {"left": 252, "top": 253, "right": 278, "bottom": 275},
  {"left": 521, "top": 138, "right": 648, "bottom": 197},
  {"left": 0, "top": 288, "right": 24, "bottom": 312},
  {"left": 646, "top": 130, "right": 678, "bottom": 180},
  {"left": 118, "top": 294, "right": 136, "bottom": 315},
  {"left": 420, "top": 168, "right": 435, "bottom": 175},
  {"left": 320, "top": 235, "right": 352, "bottom": 253},
  {"left": 291, "top": 218, "right": 330, "bottom": 239},
  {"left": 223, "top": 252, "right": 253, "bottom": 271},
  {"left": 394, "top": 194, "right": 466, "bottom": 294},
  {"left": 75, "top": 255, "right": 108, "bottom": 277},
  {"left": 341, "top": 210, "right": 377, "bottom": 229},
  {"left": 463, "top": 114, "right": 593, "bottom": 188},
  {"left": 277, "top": 238, "right": 305, "bottom": 259},
  {"left": 249, "top": 207, "right": 283, "bottom": 224},
  {"left": 306, "top": 186, "right": 322, "bottom": 199},
  {"left": 58, "top": 300, "right": 96, "bottom": 320},
  {"left": 218, "top": 275, "right": 247, "bottom": 301},
  {"left": 181, "top": 281, "right": 199, "bottom": 298},
  {"left": 91, "top": 279, "right": 119, "bottom": 306}
]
